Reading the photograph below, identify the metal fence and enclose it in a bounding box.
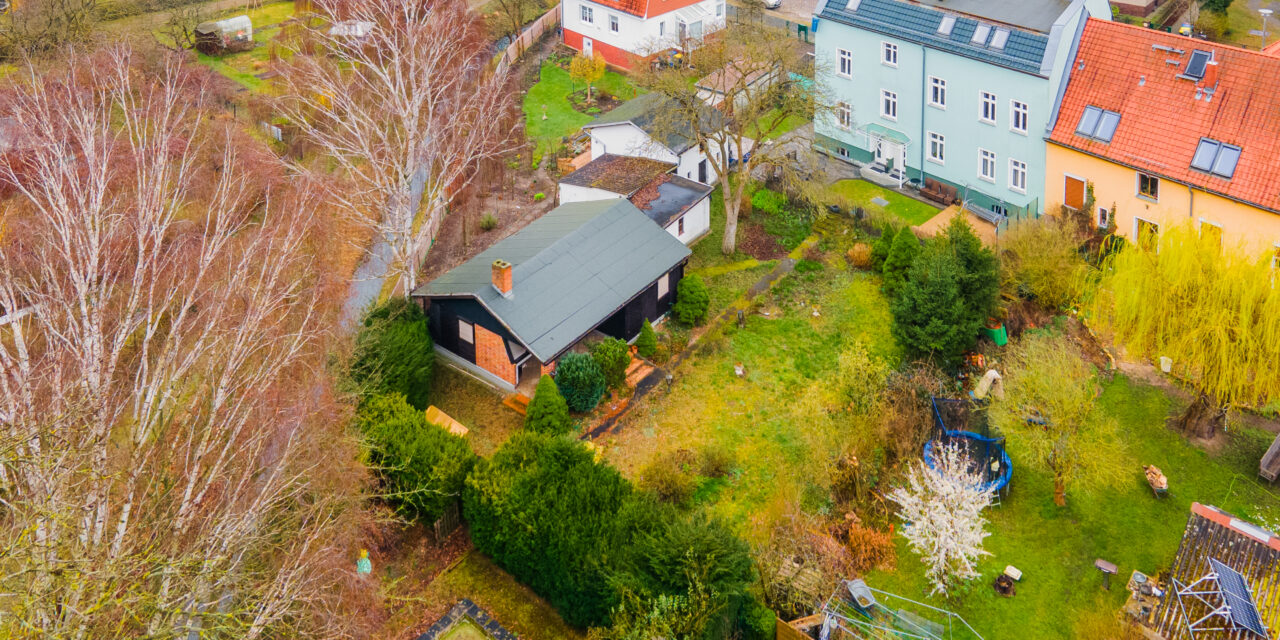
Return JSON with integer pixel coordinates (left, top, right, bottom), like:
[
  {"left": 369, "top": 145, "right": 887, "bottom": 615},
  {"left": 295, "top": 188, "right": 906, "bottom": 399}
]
[{"left": 494, "top": 4, "right": 561, "bottom": 74}]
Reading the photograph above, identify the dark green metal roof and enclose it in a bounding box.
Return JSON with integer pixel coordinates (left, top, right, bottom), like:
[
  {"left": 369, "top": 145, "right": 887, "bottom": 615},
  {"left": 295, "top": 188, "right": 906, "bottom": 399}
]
[
  {"left": 583, "top": 92, "right": 722, "bottom": 154},
  {"left": 415, "top": 199, "right": 690, "bottom": 362},
  {"left": 817, "top": 0, "right": 1051, "bottom": 76}
]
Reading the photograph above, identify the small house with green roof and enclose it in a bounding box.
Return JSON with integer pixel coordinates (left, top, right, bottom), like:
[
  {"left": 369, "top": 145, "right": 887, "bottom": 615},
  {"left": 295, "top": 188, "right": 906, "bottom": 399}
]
[{"left": 412, "top": 199, "right": 690, "bottom": 391}]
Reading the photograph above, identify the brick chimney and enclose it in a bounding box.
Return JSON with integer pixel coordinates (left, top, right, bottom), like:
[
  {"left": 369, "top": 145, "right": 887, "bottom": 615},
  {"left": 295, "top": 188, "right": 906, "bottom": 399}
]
[
  {"left": 491, "top": 259, "right": 513, "bottom": 298},
  {"left": 1201, "top": 60, "right": 1220, "bottom": 88}
]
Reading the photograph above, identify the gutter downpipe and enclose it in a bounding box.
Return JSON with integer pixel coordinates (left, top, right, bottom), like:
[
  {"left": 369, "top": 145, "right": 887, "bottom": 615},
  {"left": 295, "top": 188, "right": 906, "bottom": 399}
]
[{"left": 919, "top": 46, "right": 928, "bottom": 186}]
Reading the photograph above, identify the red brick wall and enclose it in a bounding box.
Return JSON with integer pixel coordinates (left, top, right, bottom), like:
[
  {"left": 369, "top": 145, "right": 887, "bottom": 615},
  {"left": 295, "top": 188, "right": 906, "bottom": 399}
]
[
  {"left": 562, "top": 28, "right": 637, "bottom": 70},
  {"left": 475, "top": 325, "right": 517, "bottom": 386}
]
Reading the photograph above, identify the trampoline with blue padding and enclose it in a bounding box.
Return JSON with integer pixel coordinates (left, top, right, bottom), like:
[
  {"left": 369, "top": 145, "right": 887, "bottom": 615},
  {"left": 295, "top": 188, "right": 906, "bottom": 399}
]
[{"left": 924, "top": 397, "right": 1012, "bottom": 495}]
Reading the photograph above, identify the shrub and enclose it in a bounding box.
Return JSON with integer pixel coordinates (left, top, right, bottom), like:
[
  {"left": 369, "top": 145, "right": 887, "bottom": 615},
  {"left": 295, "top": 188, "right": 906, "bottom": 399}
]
[
  {"left": 699, "top": 444, "right": 737, "bottom": 478},
  {"left": 737, "top": 596, "right": 778, "bottom": 640},
  {"left": 869, "top": 224, "right": 895, "bottom": 272},
  {"left": 525, "top": 374, "right": 572, "bottom": 435},
  {"left": 635, "top": 319, "right": 658, "bottom": 359},
  {"left": 591, "top": 337, "right": 631, "bottom": 389},
  {"left": 533, "top": 192, "right": 546, "bottom": 201},
  {"left": 749, "top": 188, "right": 788, "bottom": 217},
  {"left": 351, "top": 298, "right": 434, "bottom": 409},
  {"left": 846, "top": 243, "right": 872, "bottom": 269},
  {"left": 555, "top": 352, "right": 607, "bottom": 412},
  {"left": 999, "top": 216, "right": 1088, "bottom": 310},
  {"left": 479, "top": 213, "right": 498, "bottom": 231},
  {"left": 639, "top": 456, "right": 696, "bottom": 506},
  {"left": 672, "top": 275, "right": 710, "bottom": 326},
  {"left": 882, "top": 227, "right": 921, "bottom": 298},
  {"left": 842, "top": 523, "right": 897, "bottom": 574},
  {"left": 794, "top": 259, "right": 824, "bottom": 273},
  {"left": 360, "top": 393, "right": 476, "bottom": 523},
  {"left": 943, "top": 216, "right": 1001, "bottom": 322}
]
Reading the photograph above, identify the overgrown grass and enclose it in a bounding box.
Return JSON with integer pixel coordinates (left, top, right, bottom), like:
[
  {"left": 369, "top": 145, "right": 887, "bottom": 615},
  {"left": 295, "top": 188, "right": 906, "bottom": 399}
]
[
  {"left": 868, "top": 374, "right": 1280, "bottom": 639},
  {"left": 601, "top": 261, "right": 900, "bottom": 530},
  {"left": 418, "top": 551, "right": 585, "bottom": 640},
  {"left": 826, "top": 179, "right": 940, "bottom": 227},
  {"left": 522, "top": 61, "right": 639, "bottom": 166},
  {"left": 430, "top": 366, "right": 526, "bottom": 456}
]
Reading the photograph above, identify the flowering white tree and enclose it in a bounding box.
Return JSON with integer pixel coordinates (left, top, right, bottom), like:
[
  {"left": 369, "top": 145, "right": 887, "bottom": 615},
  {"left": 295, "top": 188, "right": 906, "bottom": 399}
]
[
  {"left": 273, "top": 0, "right": 518, "bottom": 293},
  {"left": 888, "top": 443, "right": 994, "bottom": 595}
]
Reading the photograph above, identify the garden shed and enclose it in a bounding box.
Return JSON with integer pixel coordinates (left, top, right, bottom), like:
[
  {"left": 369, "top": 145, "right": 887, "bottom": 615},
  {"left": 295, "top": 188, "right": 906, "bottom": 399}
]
[{"left": 194, "top": 15, "right": 254, "bottom": 55}]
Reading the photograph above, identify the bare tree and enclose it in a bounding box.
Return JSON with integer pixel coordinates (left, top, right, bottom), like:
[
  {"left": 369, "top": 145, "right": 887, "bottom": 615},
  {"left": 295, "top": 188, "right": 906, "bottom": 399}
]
[
  {"left": 888, "top": 444, "right": 994, "bottom": 595},
  {"left": 0, "top": 0, "right": 98, "bottom": 59},
  {"left": 488, "top": 0, "right": 544, "bottom": 43},
  {"left": 636, "top": 13, "right": 830, "bottom": 254},
  {"left": 156, "top": 3, "right": 213, "bottom": 51},
  {"left": 273, "top": 0, "right": 519, "bottom": 294},
  {"left": 0, "top": 46, "right": 375, "bottom": 639}
]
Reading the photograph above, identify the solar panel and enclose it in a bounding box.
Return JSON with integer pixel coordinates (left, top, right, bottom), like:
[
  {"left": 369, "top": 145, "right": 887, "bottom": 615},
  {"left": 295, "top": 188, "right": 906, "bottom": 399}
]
[
  {"left": 1095, "top": 111, "right": 1121, "bottom": 142},
  {"left": 1212, "top": 144, "right": 1240, "bottom": 178},
  {"left": 1185, "top": 50, "right": 1212, "bottom": 79},
  {"left": 989, "top": 28, "right": 1010, "bottom": 50},
  {"left": 937, "top": 15, "right": 956, "bottom": 35},
  {"left": 971, "top": 23, "right": 991, "bottom": 45},
  {"left": 1209, "top": 558, "right": 1270, "bottom": 638},
  {"left": 1076, "top": 106, "right": 1101, "bottom": 137},
  {"left": 1191, "top": 138, "right": 1219, "bottom": 171}
]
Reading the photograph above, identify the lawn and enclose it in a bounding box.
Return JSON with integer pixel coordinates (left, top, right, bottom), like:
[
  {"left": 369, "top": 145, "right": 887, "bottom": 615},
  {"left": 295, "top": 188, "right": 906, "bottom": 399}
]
[
  {"left": 868, "top": 374, "right": 1280, "bottom": 639},
  {"left": 826, "top": 179, "right": 941, "bottom": 227},
  {"left": 430, "top": 366, "right": 526, "bottom": 457},
  {"left": 523, "top": 62, "right": 640, "bottom": 166},
  {"left": 602, "top": 247, "right": 901, "bottom": 530},
  {"left": 748, "top": 109, "right": 810, "bottom": 142},
  {"left": 149, "top": 1, "right": 294, "bottom": 91}
]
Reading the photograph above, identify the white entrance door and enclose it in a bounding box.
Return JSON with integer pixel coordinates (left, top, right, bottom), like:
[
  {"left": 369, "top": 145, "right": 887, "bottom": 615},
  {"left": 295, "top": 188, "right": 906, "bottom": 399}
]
[
  {"left": 874, "top": 139, "right": 903, "bottom": 172},
  {"left": 583, "top": 37, "right": 593, "bottom": 57}
]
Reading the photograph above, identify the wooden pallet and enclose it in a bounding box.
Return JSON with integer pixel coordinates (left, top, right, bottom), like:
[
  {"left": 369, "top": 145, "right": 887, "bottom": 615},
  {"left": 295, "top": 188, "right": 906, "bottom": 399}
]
[
  {"left": 502, "top": 392, "right": 530, "bottom": 416},
  {"left": 1260, "top": 432, "right": 1280, "bottom": 483}
]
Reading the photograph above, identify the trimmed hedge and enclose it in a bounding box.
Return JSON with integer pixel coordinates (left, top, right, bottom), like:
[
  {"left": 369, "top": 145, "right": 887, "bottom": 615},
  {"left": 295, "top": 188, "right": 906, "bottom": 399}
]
[
  {"left": 351, "top": 298, "right": 434, "bottom": 409},
  {"left": 635, "top": 319, "right": 658, "bottom": 359},
  {"left": 358, "top": 393, "right": 476, "bottom": 523}
]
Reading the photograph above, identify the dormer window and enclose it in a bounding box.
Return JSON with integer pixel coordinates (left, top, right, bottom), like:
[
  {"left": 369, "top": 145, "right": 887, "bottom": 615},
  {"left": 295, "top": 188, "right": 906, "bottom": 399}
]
[
  {"left": 1190, "top": 138, "right": 1240, "bottom": 179},
  {"left": 990, "top": 28, "right": 1010, "bottom": 50},
  {"left": 1075, "top": 106, "right": 1121, "bottom": 143},
  {"left": 846, "top": 0, "right": 862, "bottom": 10}
]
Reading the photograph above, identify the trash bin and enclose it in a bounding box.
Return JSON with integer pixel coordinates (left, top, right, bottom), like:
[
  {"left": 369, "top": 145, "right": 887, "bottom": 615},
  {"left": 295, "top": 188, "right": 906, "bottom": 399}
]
[{"left": 982, "top": 322, "right": 1008, "bottom": 346}]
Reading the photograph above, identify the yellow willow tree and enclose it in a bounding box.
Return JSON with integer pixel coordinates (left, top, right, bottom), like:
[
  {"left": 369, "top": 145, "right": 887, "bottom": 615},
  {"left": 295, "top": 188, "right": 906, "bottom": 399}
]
[
  {"left": 989, "top": 332, "right": 1124, "bottom": 506},
  {"left": 0, "top": 46, "right": 375, "bottom": 638},
  {"left": 1088, "top": 225, "right": 1280, "bottom": 439}
]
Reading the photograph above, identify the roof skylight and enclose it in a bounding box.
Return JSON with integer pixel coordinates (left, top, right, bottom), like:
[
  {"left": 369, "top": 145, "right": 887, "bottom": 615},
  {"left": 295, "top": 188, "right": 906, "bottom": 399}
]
[
  {"left": 1183, "top": 50, "right": 1212, "bottom": 80},
  {"left": 990, "top": 28, "right": 1010, "bottom": 50},
  {"left": 1075, "top": 106, "right": 1121, "bottom": 143},
  {"left": 937, "top": 15, "right": 956, "bottom": 35},
  {"left": 971, "top": 23, "right": 991, "bottom": 45},
  {"left": 1191, "top": 138, "right": 1241, "bottom": 178}
]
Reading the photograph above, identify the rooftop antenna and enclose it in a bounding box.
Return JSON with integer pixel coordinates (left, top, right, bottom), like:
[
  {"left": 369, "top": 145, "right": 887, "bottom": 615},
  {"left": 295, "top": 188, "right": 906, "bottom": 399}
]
[{"left": 1261, "top": 9, "right": 1274, "bottom": 50}]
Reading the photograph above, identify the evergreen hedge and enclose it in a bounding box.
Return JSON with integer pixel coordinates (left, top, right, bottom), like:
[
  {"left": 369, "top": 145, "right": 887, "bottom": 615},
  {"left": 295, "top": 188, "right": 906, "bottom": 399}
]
[
  {"left": 555, "top": 352, "right": 607, "bottom": 412},
  {"left": 351, "top": 298, "right": 434, "bottom": 409},
  {"left": 525, "top": 374, "right": 572, "bottom": 435}
]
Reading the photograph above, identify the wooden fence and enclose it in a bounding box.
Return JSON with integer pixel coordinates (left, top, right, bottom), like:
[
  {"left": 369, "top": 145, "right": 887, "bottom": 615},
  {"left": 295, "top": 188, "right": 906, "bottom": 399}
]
[
  {"left": 433, "top": 499, "right": 463, "bottom": 542},
  {"left": 494, "top": 4, "right": 561, "bottom": 74}
]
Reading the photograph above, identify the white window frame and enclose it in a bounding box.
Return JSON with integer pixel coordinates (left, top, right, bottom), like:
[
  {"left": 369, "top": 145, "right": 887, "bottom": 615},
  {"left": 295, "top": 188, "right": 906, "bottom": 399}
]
[
  {"left": 1097, "top": 206, "right": 1110, "bottom": 228},
  {"left": 1134, "top": 216, "right": 1160, "bottom": 247},
  {"left": 580, "top": 5, "right": 593, "bottom": 24},
  {"left": 458, "top": 319, "right": 474, "bottom": 344},
  {"left": 837, "top": 48, "right": 853, "bottom": 78},
  {"left": 880, "top": 89, "right": 897, "bottom": 121},
  {"left": 1008, "top": 158, "right": 1027, "bottom": 194},
  {"left": 1199, "top": 218, "right": 1223, "bottom": 246},
  {"left": 979, "top": 148, "right": 996, "bottom": 183},
  {"left": 927, "top": 131, "right": 945, "bottom": 165},
  {"left": 836, "top": 102, "right": 852, "bottom": 129},
  {"left": 716, "top": 1, "right": 724, "bottom": 16},
  {"left": 837, "top": 146, "right": 850, "bottom": 158},
  {"left": 929, "top": 76, "right": 946, "bottom": 109},
  {"left": 1011, "top": 100, "right": 1028, "bottom": 134},
  {"left": 881, "top": 41, "right": 898, "bottom": 67},
  {"left": 609, "top": 13, "right": 619, "bottom": 32},
  {"left": 1272, "top": 243, "right": 1280, "bottom": 270},
  {"left": 980, "top": 91, "right": 997, "bottom": 125},
  {"left": 659, "top": 21, "right": 665, "bottom": 36}
]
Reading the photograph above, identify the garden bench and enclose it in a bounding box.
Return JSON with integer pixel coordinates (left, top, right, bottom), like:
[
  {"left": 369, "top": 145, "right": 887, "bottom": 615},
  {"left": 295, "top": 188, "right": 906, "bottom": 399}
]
[{"left": 919, "top": 178, "right": 957, "bottom": 205}]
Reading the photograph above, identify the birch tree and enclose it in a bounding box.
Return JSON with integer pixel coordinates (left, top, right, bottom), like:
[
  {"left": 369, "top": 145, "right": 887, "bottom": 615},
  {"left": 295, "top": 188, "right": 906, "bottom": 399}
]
[
  {"left": 274, "top": 0, "right": 519, "bottom": 293},
  {"left": 0, "top": 46, "right": 372, "bottom": 639},
  {"left": 1089, "top": 224, "right": 1280, "bottom": 439},
  {"left": 636, "top": 14, "right": 830, "bottom": 254},
  {"left": 888, "top": 444, "right": 994, "bottom": 595}
]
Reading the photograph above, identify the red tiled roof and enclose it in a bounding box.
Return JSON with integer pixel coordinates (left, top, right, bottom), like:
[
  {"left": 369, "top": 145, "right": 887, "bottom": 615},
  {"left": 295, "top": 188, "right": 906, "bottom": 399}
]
[
  {"left": 585, "top": 0, "right": 707, "bottom": 19},
  {"left": 1264, "top": 40, "right": 1280, "bottom": 56},
  {"left": 1049, "top": 19, "right": 1280, "bottom": 212}
]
